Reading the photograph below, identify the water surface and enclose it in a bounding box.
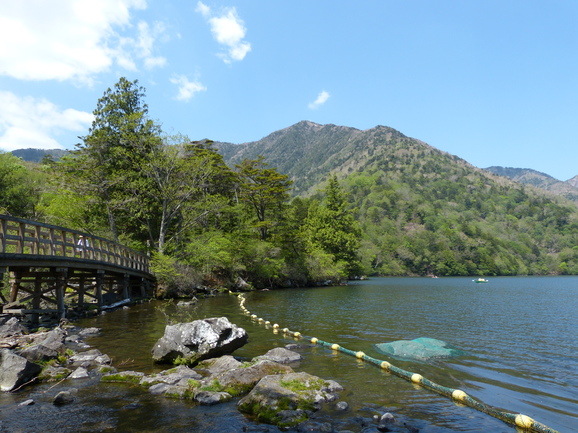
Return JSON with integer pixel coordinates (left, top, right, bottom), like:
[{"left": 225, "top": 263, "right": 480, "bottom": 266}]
[{"left": 1, "top": 276, "right": 576, "bottom": 432}]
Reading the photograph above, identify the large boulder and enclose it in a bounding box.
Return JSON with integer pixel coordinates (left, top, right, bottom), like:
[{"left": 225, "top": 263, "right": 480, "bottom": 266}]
[
  {"left": 0, "top": 349, "right": 42, "bottom": 392},
  {"left": 152, "top": 317, "right": 248, "bottom": 365},
  {"left": 237, "top": 371, "right": 343, "bottom": 428}
]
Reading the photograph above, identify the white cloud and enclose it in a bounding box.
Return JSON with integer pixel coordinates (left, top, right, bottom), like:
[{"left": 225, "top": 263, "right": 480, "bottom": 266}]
[
  {"left": 196, "top": 2, "right": 251, "bottom": 64},
  {"left": 0, "top": 0, "right": 166, "bottom": 84},
  {"left": 136, "top": 21, "right": 167, "bottom": 70},
  {"left": 308, "top": 91, "right": 330, "bottom": 109},
  {"left": 195, "top": 1, "right": 211, "bottom": 18},
  {"left": 0, "top": 91, "right": 93, "bottom": 151},
  {"left": 170, "top": 75, "right": 207, "bottom": 102}
]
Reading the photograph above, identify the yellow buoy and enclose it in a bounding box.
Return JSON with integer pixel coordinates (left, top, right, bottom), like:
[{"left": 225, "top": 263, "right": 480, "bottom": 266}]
[
  {"left": 265, "top": 321, "right": 270, "bottom": 325},
  {"left": 250, "top": 314, "right": 257, "bottom": 319},
  {"left": 311, "top": 337, "right": 318, "bottom": 344},
  {"left": 355, "top": 351, "right": 365, "bottom": 359},
  {"left": 282, "top": 328, "right": 289, "bottom": 333},
  {"left": 452, "top": 389, "right": 468, "bottom": 402},
  {"left": 273, "top": 323, "right": 279, "bottom": 329},
  {"left": 515, "top": 414, "right": 534, "bottom": 429},
  {"left": 331, "top": 344, "right": 340, "bottom": 350},
  {"left": 411, "top": 373, "right": 423, "bottom": 384},
  {"left": 293, "top": 332, "right": 301, "bottom": 338},
  {"left": 258, "top": 318, "right": 264, "bottom": 323},
  {"left": 380, "top": 361, "right": 391, "bottom": 370}
]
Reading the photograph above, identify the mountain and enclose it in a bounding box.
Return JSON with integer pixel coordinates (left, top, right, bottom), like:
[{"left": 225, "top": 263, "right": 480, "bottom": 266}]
[
  {"left": 11, "top": 148, "right": 69, "bottom": 163},
  {"left": 218, "top": 120, "right": 578, "bottom": 276},
  {"left": 484, "top": 166, "right": 578, "bottom": 203},
  {"left": 216, "top": 120, "right": 469, "bottom": 195}
]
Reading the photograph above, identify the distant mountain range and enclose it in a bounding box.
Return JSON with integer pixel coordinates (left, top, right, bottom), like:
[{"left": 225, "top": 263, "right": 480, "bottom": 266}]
[
  {"left": 9, "top": 120, "right": 578, "bottom": 202},
  {"left": 483, "top": 166, "right": 578, "bottom": 203},
  {"left": 11, "top": 148, "right": 69, "bottom": 163}
]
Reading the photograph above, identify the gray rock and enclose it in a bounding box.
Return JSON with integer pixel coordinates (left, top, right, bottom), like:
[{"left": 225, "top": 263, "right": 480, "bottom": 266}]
[
  {"left": 70, "top": 349, "right": 104, "bottom": 364},
  {"left": 18, "top": 399, "right": 35, "bottom": 406},
  {"left": 212, "top": 359, "right": 293, "bottom": 394},
  {"left": 18, "top": 344, "right": 59, "bottom": 363},
  {"left": 38, "top": 327, "right": 67, "bottom": 353},
  {"left": 140, "top": 365, "right": 202, "bottom": 388},
  {"left": 195, "top": 355, "right": 242, "bottom": 375},
  {"left": 78, "top": 327, "right": 101, "bottom": 337},
  {"left": 0, "top": 349, "right": 42, "bottom": 392},
  {"left": 238, "top": 371, "right": 343, "bottom": 427},
  {"left": 0, "top": 317, "right": 28, "bottom": 338},
  {"left": 335, "top": 401, "right": 349, "bottom": 411},
  {"left": 53, "top": 391, "right": 74, "bottom": 405},
  {"left": 256, "top": 347, "right": 302, "bottom": 364},
  {"left": 151, "top": 317, "right": 248, "bottom": 365},
  {"left": 38, "top": 365, "right": 71, "bottom": 382},
  {"left": 194, "top": 390, "right": 232, "bottom": 405},
  {"left": 148, "top": 383, "right": 173, "bottom": 395},
  {"left": 69, "top": 367, "right": 89, "bottom": 379}
]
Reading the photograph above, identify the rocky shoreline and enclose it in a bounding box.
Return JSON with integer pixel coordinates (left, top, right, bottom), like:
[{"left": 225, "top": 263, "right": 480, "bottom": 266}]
[{"left": 0, "top": 312, "right": 420, "bottom": 433}]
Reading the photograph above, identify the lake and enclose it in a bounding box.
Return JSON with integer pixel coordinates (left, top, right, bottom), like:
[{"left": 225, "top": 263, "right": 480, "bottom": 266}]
[{"left": 1, "top": 276, "right": 576, "bottom": 432}]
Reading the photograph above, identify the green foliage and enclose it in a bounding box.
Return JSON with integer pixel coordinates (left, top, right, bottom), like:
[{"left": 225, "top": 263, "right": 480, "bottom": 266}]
[
  {"left": 0, "top": 153, "right": 44, "bottom": 218},
  {"left": 303, "top": 175, "right": 363, "bottom": 278}
]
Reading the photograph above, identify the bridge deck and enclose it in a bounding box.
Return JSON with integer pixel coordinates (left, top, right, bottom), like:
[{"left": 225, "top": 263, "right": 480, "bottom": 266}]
[{"left": 0, "top": 215, "right": 155, "bottom": 323}]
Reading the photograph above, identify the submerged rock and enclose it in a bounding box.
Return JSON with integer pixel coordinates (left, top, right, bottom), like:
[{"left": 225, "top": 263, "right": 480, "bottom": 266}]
[
  {"left": 374, "top": 337, "right": 464, "bottom": 361},
  {"left": 151, "top": 317, "right": 248, "bottom": 365},
  {"left": 255, "top": 347, "right": 302, "bottom": 364}
]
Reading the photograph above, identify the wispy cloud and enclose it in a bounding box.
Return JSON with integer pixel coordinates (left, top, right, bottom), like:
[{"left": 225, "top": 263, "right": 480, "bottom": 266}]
[
  {"left": 308, "top": 90, "right": 330, "bottom": 109},
  {"left": 196, "top": 1, "right": 251, "bottom": 64},
  {"left": 170, "top": 75, "right": 207, "bottom": 102},
  {"left": 0, "top": 0, "right": 165, "bottom": 85},
  {"left": 0, "top": 91, "right": 93, "bottom": 151}
]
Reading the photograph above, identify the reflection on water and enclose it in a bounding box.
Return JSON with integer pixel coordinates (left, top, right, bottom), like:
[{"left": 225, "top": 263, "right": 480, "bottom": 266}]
[{"left": 1, "top": 276, "right": 577, "bottom": 432}]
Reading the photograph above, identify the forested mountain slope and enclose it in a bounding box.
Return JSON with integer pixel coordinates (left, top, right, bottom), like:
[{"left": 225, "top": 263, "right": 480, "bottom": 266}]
[
  {"left": 484, "top": 166, "right": 578, "bottom": 203},
  {"left": 219, "top": 121, "right": 578, "bottom": 276}
]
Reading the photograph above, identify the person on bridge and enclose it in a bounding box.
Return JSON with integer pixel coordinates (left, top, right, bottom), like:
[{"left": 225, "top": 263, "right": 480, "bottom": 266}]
[{"left": 76, "top": 235, "right": 90, "bottom": 254}]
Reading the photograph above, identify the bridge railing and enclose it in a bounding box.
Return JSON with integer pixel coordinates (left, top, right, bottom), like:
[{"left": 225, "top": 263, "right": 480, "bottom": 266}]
[{"left": 0, "top": 215, "right": 150, "bottom": 274}]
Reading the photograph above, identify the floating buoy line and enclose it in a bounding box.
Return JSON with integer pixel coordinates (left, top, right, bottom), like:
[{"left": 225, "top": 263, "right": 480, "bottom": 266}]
[{"left": 234, "top": 293, "right": 559, "bottom": 433}]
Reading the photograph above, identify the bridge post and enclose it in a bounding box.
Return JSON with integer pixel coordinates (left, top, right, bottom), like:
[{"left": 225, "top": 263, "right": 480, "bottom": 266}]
[
  {"left": 29, "top": 276, "right": 42, "bottom": 326},
  {"left": 76, "top": 274, "right": 85, "bottom": 313},
  {"left": 9, "top": 270, "right": 21, "bottom": 303},
  {"left": 96, "top": 270, "right": 104, "bottom": 311},
  {"left": 55, "top": 268, "right": 67, "bottom": 320},
  {"left": 0, "top": 266, "right": 7, "bottom": 304},
  {"left": 123, "top": 274, "right": 130, "bottom": 299}
]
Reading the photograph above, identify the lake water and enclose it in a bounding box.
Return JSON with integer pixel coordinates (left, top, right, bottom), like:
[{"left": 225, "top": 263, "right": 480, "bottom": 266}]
[{"left": 1, "top": 276, "right": 576, "bottom": 432}]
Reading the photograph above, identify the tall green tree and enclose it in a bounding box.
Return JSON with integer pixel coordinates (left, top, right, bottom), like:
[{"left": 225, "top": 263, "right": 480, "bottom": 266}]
[
  {"left": 68, "top": 77, "right": 162, "bottom": 241},
  {"left": 304, "top": 174, "right": 362, "bottom": 277},
  {"left": 235, "top": 156, "right": 292, "bottom": 241}
]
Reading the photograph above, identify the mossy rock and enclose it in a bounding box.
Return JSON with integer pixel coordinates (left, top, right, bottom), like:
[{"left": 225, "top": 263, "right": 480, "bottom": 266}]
[
  {"left": 100, "top": 371, "right": 144, "bottom": 384},
  {"left": 237, "top": 372, "right": 342, "bottom": 428}
]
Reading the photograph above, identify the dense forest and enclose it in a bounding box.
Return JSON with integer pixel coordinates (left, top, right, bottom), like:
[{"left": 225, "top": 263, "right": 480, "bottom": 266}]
[{"left": 3, "top": 77, "right": 578, "bottom": 294}]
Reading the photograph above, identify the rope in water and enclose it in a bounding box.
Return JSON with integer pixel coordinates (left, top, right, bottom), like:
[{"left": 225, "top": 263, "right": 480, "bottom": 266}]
[{"left": 234, "top": 293, "right": 559, "bottom": 433}]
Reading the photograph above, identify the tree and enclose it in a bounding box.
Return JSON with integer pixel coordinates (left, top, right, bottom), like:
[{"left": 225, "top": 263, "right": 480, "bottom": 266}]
[
  {"left": 304, "top": 175, "right": 362, "bottom": 277},
  {"left": 139, "top": 136, "right": 234, "bottom": 253},
  {"left": 0, "top": 153, "right": 43, "bottom": 218},
  {"left": 67, "top": 77, "right": 162, "bottom": 241},
  {"left": 235, "top": 156, "right": 292, "bottom": 241}
]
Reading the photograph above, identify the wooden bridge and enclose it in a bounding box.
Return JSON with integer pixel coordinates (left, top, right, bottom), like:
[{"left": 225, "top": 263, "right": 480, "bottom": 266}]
[{"left": 0, "top": 215, "right": 155, "bottom": 324}]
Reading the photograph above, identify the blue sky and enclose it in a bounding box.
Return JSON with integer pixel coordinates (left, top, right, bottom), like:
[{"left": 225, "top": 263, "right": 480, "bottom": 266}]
[{"left": 1, "top": 1, "right": 577, "bottom": 180}]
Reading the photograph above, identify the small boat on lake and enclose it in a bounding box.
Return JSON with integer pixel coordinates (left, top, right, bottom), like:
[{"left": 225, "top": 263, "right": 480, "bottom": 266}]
[{"left": 473, "top": 278, "right": 488, "bottom": 283}]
